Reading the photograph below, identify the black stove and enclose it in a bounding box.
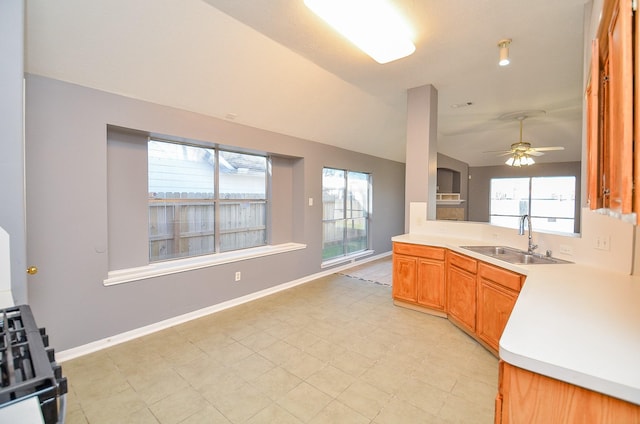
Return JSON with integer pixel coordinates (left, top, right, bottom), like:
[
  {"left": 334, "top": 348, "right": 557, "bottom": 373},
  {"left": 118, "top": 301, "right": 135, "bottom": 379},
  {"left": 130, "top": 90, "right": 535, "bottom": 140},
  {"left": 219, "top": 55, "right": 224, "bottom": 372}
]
[{"left": 0, "top": 305, "right": 67, "bottom": 423}]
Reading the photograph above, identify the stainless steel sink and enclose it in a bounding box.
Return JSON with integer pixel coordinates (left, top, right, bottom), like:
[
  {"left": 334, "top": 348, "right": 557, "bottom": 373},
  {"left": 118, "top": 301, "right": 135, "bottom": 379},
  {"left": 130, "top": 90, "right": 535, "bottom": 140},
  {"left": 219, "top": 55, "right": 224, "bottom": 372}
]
[{"left": 460, "top": 245, "right": 572, "bottom": 265}]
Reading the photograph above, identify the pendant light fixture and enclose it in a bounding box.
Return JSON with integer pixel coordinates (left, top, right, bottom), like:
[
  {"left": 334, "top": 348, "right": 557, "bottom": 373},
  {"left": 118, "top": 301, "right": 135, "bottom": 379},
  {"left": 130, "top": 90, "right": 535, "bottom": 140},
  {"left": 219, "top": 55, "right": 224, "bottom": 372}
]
[
  {"left": 498, "top": 39, "right": 512, "bottom": 66},
  {"left": 304, "top": 0, "right": 416, "bottom": 64}
]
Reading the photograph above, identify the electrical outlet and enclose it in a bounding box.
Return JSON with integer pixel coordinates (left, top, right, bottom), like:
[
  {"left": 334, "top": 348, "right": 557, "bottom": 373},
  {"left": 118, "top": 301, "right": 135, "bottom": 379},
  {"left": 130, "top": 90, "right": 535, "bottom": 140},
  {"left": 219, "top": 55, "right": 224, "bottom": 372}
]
[
  {"left": 559, "top": 244, "right": 573, "bottom": 255},
  {"left": 235, "top": 271, "right": 241, "bottom": 282},
  {"left": 595, "top": 235, "right": 611, "bottom": 251}
]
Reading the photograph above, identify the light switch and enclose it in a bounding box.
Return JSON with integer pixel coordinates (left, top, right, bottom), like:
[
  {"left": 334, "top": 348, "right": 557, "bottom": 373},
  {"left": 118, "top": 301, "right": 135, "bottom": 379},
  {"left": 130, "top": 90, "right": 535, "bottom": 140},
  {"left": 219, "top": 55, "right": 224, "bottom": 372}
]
[{"left": 308, "top": 197, "right": 313, "bottom": 206}]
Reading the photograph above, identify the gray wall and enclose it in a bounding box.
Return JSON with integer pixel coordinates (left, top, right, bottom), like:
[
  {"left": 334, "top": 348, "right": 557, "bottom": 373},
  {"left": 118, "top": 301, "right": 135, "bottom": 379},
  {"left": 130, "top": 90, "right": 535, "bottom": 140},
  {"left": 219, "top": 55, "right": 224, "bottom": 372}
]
[
  {"left": 468, "top": 161, "right": 582, "bottom": 232},
  {"left": 0, "top": 0, "right": 27, "bottom": 304},
  {"left": 25, "top": 74, "right": 405, "bottom": 351}
]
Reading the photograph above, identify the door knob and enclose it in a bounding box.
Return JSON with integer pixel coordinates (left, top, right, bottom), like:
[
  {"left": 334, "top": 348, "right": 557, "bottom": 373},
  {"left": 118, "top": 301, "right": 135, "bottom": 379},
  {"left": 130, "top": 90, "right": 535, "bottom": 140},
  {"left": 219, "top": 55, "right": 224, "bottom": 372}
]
[{"left": 26, "top": 266, "right": 38, "bottom": 275}]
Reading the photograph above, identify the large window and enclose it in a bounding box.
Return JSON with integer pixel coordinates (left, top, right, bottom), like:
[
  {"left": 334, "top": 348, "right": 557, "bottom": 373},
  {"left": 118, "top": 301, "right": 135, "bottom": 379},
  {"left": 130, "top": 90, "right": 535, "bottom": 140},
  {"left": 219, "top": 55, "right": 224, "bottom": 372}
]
[
  {"left": 490, "top": 176, "right": 576, "bottom": 234},
  {"left": 148, "top": 140, "right": 268, "bottom": 262},
  {"left": 322, "top": 168, "right": 371, "bottom": 261}
]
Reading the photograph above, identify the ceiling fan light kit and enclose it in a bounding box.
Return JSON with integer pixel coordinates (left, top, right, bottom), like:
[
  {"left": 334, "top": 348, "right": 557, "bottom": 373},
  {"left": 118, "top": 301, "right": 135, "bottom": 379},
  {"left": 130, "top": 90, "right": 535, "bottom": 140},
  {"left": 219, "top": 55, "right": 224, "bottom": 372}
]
[
  {"left": 505, "top": 153, "right": 535, "bottom": 167},
  {"left": 483, "top": 111, "right": 565, "bottom": 166},
  {"left": 498, "top": 38, "right": 512, "bottom": 66}
]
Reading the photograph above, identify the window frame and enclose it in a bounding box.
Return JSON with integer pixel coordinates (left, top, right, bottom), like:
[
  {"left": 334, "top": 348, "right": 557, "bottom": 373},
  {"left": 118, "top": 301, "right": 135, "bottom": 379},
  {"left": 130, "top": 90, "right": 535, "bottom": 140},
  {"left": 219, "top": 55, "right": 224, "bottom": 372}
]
[
  {"left": 148, "top": 138, "right": 270, "bottom": 263},
  {"left": 321, "top": 167, "right": 372, "bottom": 263},
  {"left": 489, "top": 175, "right": 577, "bottom": 234}
]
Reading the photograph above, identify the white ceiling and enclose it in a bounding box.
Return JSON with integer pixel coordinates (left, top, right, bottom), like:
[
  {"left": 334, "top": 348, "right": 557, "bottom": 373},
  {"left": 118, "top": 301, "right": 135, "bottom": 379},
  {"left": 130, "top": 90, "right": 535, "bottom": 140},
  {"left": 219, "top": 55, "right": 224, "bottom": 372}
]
[{"left": 25, "top": 0, "right": 587, "bottom": 166}]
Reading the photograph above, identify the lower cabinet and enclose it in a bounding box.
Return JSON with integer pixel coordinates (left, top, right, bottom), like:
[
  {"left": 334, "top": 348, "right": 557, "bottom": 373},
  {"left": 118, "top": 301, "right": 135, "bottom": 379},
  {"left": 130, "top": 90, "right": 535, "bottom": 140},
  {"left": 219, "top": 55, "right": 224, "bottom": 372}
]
[
  {"left": 496, "top": 361, "right": 640, "bottom": 423},
  {"left": 477, "top": 263, "right": 524, "bottom": 352},
  {"left": 417, "top": 257, "right": 446, "bottom": 310},
  {"left": 392, "top": 253, "right": 418, "bottom": 303},
  {"left": 446, "top": 251, "right": 478, "bottom": 333},
  {"left": 392, "top": 242, "right": 640, "bottom": 423},
  {"left": 393, "top": 244, "right": 526, "bottom": 357},
  {"left": 392, "top": 243, "right": 446, "bottom": 312}
]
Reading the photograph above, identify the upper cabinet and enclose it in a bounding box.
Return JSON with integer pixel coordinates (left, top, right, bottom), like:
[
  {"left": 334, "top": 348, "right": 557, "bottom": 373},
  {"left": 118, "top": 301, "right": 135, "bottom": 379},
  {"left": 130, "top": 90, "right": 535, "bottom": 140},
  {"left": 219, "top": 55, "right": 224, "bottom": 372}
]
[{"left": 586, "top": 0, "right": 638, "bottom": 221}]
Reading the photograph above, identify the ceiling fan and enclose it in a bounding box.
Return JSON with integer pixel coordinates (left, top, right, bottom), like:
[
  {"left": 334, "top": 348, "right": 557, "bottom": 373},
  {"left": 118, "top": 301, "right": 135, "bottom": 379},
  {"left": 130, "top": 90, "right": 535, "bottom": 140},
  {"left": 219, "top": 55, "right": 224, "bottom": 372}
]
[{"left": 485, "top": 115, "right": 565, "bottom": 166}]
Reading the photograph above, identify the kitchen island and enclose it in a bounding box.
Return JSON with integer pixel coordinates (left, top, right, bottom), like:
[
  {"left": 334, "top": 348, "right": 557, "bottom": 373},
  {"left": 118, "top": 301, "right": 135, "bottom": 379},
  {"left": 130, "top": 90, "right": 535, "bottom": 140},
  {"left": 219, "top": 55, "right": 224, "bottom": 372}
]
[{"left": 392, "top": 232, "right": 640, "bottom": 421}]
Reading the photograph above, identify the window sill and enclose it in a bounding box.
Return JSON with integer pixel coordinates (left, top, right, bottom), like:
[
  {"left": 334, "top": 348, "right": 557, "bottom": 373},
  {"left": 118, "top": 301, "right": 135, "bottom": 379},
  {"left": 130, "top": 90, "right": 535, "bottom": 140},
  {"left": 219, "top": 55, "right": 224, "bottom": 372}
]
[{"left": 104, "top": 242, "right": 307, "bottom": 286}]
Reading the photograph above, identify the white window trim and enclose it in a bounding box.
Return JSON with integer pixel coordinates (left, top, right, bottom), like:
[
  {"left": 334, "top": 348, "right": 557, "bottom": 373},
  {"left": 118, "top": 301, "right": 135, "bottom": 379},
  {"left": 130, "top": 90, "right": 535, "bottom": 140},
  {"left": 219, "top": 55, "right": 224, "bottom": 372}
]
[
  {"left": 321, "top": 167, "right": 372, "bottom": 263},
  {"left": 321, "top": 249, "right": 374, "bottom": 268},
  {"left": 104, "top": 242, "right": 306, "bottom": 286}
]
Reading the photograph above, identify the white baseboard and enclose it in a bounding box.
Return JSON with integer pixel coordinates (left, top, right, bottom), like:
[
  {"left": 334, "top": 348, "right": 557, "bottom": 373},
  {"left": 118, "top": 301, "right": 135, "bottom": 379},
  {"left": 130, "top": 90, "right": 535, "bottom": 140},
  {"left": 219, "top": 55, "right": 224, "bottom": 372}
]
[{"left": 57, "top": 251, "right": 391, "bottom": 362}]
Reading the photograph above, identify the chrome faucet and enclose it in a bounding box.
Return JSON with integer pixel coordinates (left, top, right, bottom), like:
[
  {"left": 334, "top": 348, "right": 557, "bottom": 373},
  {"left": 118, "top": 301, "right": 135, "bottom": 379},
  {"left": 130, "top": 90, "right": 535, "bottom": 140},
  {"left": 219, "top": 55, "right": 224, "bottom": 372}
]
[{"left": 519, "top": 214, "right": 538, "bottom": 254}]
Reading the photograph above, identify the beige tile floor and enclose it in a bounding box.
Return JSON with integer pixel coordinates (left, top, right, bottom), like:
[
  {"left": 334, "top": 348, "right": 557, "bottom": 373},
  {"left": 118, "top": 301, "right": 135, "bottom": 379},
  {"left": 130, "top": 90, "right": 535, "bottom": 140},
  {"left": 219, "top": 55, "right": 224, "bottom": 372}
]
[{"left": 62, "top": 263, "right": 498, "bottom": 423}]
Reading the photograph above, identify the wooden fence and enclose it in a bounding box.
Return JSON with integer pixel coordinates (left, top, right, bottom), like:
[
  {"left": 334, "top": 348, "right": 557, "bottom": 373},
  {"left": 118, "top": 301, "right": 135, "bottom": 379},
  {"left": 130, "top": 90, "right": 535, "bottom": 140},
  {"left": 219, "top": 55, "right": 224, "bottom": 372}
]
[{"left": 149, "top": 197, "right": 266, "bottom": 262}]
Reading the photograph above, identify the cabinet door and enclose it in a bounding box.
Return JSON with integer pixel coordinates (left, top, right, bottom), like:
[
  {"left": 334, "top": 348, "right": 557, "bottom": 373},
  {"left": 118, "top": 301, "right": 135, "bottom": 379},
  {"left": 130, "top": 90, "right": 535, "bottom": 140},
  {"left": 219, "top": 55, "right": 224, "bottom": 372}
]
[
  {"left": 635, "top": 1, "right": 640, "bottom": 223},
  {"left": 586, "top": 38, "right": 603, "bottom": 210},
  {"left": 477, "top": 279, "right": 518, "bottom": 352},
  {"left": 499, "top": 362, "right": 640, "bottom": 423},
  {"left": 447, "top": 265, "right": 476, "bottom": 333},
  {"left": 606, "top": 0, "right": 634, "bottom": 213},
  {"left": 417, "top": 258, "right": 445, "bottom": 311},
  {"left": 587, "top": 0, "right": 636, "bottom": 219},
  {"left": 392, "top": 254, "right": 417, "bottom": 302}
]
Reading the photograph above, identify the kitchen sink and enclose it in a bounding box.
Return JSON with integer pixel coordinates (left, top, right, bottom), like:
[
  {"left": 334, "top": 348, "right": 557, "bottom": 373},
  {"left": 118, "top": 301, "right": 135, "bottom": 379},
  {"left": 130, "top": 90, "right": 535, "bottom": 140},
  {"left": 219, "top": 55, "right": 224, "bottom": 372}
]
[{"left": 460, "top": 245, "right": 572, "bottom": 265}]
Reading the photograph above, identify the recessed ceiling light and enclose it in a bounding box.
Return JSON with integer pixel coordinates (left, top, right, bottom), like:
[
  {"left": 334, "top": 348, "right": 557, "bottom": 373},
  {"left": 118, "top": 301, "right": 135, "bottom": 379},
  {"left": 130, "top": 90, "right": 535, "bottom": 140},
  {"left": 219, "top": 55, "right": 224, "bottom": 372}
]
[{"left": 304, "top": 0, "right": 416, "bottom": 64}]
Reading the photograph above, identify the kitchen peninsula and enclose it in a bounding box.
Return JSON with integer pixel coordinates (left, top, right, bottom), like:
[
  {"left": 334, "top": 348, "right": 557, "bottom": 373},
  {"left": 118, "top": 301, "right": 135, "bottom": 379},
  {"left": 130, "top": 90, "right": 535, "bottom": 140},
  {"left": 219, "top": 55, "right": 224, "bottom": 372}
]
[{"left": 392, "top": 210, "right": 640, "bottom": 423}]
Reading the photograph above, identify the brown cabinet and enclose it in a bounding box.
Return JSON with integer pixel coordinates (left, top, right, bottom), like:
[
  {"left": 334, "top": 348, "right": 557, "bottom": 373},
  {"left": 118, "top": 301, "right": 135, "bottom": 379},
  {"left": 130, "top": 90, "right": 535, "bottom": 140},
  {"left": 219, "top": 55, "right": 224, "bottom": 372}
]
[
  {"left": 586, "top": 0, "right": 638, "bottom": 219},
  {"left": 393, "top": 243, "right": 525, "bottom": 356},
  {"left": 392, "top": 241, "right": 639, "bottom": 422},
  {"left": 477, "top": 263, "right": 524, "bottom": 353},
  {"left": 446, "top": 251, "right": 478, "bottom": 334},
  {"left": 392, "top": 253, "right": 418, "bottom": 303},
  {"left": 417, "top": 257, "right": 446, "bottom": 310},
  {"left": 392, "top": 243, "right": 446, "bottom": 312},
  {"left": 496, "top": 361, "right": 640, "bottom": 423}
]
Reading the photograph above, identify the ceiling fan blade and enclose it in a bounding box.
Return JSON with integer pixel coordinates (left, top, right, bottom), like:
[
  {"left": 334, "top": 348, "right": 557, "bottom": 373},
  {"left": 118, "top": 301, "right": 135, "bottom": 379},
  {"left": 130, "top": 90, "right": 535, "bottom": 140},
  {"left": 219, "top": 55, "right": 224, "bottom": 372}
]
[
  {"left": 492, "top": 117, "right": 566, "bottom": 160},
  {"left": 483, "top": 149, "right": 513, "bottom": 154},
  {"left": 527, "top": 150, "right": 545, "bottom": 156},
  {"left": 530, "top": 146, "right": 565, "bottom": 152}
]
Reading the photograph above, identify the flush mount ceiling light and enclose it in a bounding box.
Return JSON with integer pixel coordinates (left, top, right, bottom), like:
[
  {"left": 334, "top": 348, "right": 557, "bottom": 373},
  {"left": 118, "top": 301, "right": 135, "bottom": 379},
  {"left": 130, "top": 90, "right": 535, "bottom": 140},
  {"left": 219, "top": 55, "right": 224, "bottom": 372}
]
[
  {"left": 304, "top": 0, "right": 416, "bottom": 64},
  {"left": 498, "top": 38, "right": 512, "bottom": 66}
]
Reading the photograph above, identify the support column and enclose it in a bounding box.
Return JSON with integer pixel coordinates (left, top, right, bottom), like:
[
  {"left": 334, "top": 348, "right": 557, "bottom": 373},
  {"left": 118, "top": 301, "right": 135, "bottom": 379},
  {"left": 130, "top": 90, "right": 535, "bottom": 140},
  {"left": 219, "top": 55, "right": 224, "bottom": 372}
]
[{"left": 405, "top": 84, "right": 438, "bottom": 232}]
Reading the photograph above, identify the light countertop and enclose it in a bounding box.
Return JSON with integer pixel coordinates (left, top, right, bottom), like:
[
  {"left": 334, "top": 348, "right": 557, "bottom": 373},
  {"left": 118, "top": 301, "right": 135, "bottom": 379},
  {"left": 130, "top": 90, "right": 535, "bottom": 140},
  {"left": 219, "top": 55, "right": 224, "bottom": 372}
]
[{"left": 392, "top": 233, "right": 640, "bottom": 405}]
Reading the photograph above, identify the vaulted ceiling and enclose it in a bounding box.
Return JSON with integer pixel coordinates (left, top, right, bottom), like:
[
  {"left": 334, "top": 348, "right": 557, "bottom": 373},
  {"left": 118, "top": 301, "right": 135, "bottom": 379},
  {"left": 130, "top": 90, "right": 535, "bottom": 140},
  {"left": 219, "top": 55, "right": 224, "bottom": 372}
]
[{"left": 26, "top": 0, "right": 587, "bottom": 166}]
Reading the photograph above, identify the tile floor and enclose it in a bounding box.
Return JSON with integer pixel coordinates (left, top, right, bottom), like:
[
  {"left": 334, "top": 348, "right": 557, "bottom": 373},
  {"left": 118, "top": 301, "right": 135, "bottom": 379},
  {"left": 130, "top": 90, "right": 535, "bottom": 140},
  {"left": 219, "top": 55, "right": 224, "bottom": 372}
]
[{"left": 62, "top": 263, "right": 498, "bottom": 423}]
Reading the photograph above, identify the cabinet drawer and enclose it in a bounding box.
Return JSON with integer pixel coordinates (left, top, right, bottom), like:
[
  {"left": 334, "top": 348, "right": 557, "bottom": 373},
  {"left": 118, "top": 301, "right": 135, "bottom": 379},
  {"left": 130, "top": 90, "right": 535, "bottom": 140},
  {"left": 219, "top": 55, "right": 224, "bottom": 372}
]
[
  {"left": 447, "top": 251, "right": 477, "bottom": 273},
  {"left": 478, "top": 262, "right": 523, "bottom": 292},
  {"left": 394, "top": 243, "right": 445, "bottom": 260}
]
